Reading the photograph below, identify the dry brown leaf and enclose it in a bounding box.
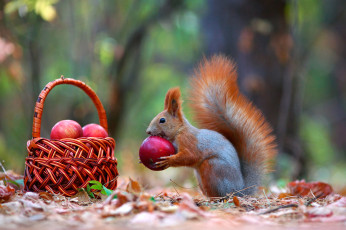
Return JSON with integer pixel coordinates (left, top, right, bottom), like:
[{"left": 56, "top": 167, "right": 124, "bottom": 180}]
[
  {"left": 233, "top": 196, "right": 240, "bottom": 207},
  {"left": 39, "top": 192, "right": 54, "bottom": 201},
  {"left": 126, "top": 178, "right": 141, "bottom": 194},
  {"left": 110, "top": 202, "right": 134, "bottom": 216},
  {"left": 115, "top": 191, "right": 135, "bottom": 207},
  {"left": 136, "top": 200, "right": 155, "bottom": 212},
  {"left": 139, "top": 192, "right": 152, "bottom": 201},
  {"left": 178, "top": 193, "right": 211, "bottom": 218},
  {"left": 278, "top": 193, "right": 292, "bottom": 199},
  {"left": 70, "top": 190, "right": 91, "bottom": 205}
]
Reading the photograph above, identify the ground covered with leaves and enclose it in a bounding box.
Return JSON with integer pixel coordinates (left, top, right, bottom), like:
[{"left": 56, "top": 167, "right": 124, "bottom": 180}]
[{"left": 0, "top": 171, "right": 345, "bottom": 230}]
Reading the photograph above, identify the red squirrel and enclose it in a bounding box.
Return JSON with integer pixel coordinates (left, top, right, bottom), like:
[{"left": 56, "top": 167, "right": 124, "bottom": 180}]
[{"left": 146, "top": 55, "right": 277, "bottom": 197}]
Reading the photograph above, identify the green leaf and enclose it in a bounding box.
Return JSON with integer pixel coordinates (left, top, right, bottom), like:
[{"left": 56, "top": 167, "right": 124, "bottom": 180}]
[
  {"left": 6, "top": 180, "right": 19, "bottom": 187},
  {"left": 87, "top": 180, "right": 114, "bottom": 197},
  {"left": 88, "top": 180, "right": 102, "bottom": 185},
  {"left": 90, "top": 184, "right": 103, "bottom": 191},
  {"left": 86, "top": 184, "right": 95, "bottom": 198},
  {"left": 149, "top": 196, "right": 156, "bottom": 202},
  {"left": 101, "top": 186, "right": 113, "bottom": 196},
  {"left": 86, "top": 184, "right": 91, "bottom": 193},
  {"left": 88, "top": 180, "right": 103, "bottom": 191}
]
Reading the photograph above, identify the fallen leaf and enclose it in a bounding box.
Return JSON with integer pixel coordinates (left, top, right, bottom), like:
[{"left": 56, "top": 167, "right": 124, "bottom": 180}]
[
  {"left": 70, "top": 190, "right": 91, "bottom": 205},
  {"left": 278, "top": 193, "right": 292, "bottom": 199},
  {"left": 139, "top": 192, "right": 153, "bottom": 201},
  {"left": 126, "top": 178, "right": 141, "bottom": 194},
  {"left": 102, "top": 190, "right": 119, "bottom": 205},
  {"left": 136, "top": 200, "right": 155, "bottom": 212},
  {"left": 39, "top": 192, "right": 54, "bottom": 201},
  {"left": 178, "top": 193, "right": 211, "bottom": 218},
  {"left": 233, "top": 196, "right": 240, "bottom": 207},
  {"left": 114, "top": 191, "right": 134, "bottom": 207},
  {"left": 287, "top": 180, "right": 333, "bottom": 198},
  {"left": 0, "top": 184, "right": 15, "bottom": 202},
  {"left": 111, "top": 202, "right": 134, "bottom": 216}
]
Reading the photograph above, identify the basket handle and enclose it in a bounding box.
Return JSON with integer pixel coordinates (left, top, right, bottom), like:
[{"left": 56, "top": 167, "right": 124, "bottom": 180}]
[{"left": 32, "top": 76, "right": 109, "bottom": 138}]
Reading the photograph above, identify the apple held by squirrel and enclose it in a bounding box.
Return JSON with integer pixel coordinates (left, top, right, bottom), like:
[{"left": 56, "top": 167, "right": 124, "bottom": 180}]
[{"left": 146, "top": 55, "right": 277, "bottom": 197}]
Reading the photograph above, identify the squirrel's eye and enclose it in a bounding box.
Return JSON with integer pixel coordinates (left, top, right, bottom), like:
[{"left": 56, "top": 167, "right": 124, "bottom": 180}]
[{"left": 159, "top": 118, "right": 166, "bottom": 124}]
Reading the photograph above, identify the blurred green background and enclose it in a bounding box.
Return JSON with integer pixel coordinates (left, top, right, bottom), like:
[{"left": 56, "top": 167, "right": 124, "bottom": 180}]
[{"left": 0, "top": 0, "right": 345, "bottom": 192}]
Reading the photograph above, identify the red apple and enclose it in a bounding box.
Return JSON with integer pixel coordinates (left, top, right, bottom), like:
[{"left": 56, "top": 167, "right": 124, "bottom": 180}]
[
  {"left": 50, "top": 120, "right": 83, "bottom": 140},
  {"left": 82, "top": 123, "right": 108, "bottom": 138},
  {"left": 139, "top": 136, "right": 176, "bottom": 171}
]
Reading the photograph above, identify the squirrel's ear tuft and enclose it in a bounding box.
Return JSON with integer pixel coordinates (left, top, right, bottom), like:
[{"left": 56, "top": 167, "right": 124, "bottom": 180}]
[{"left": 164, "top": 87, "right": 183, "bottom": 120}]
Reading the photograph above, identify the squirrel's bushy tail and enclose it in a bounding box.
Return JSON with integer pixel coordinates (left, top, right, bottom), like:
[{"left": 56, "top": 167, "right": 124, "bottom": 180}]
[{"left": 189, "top": 55, "right": 277, "bottom": 194}]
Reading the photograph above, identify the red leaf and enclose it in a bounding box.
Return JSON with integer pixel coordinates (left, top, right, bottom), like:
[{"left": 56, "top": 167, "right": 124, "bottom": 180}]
[{"left": 287, "top": 180, "right": 333, "bottom": 198}]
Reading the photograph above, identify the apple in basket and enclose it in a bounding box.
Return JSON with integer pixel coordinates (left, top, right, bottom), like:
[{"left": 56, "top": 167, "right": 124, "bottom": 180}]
[
  {"left": 139, "top": 136, "right": 176, "bottom": 171},
  {"left": 82, "top": 123, "right": 108, "bottom": 138},
  {"left": 50, "top": 120, "right": 83, "bottom": 139}
]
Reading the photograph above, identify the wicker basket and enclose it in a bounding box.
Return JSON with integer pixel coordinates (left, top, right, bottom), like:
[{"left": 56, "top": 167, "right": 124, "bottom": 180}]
[{"left": 24, "top": 77, "right": 118, "bottom": 196}]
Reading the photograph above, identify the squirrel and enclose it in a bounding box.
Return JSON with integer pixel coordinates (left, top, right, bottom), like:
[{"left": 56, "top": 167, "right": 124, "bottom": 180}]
[{"left": 146, "top": 55, "right": 277, "bottom": 197}]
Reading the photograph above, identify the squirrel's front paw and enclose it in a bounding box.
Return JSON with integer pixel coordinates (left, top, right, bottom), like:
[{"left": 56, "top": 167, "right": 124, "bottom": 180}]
[{"left": 155, "top": 156, "right": 173, "bottom": 169}]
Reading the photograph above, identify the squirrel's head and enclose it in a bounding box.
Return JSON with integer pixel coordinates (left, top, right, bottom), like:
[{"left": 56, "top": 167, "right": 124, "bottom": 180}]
[{"left": 146, "top": 87, "right": 184, "bottom": 142}]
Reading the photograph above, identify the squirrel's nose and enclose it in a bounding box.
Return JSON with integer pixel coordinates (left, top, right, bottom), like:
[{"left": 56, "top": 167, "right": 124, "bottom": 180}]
[{"left": 146, "top": 129, "right": 152, "bottom": 135}]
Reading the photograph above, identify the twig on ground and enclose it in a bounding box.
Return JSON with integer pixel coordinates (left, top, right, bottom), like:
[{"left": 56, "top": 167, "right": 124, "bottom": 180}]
[
  {"left": 263, "top": 189, "right": 271, "bottom": 208},
  {"left": 305, "top": 194, "right": 323, "bottom": 206},
  {"left": 169, "top": 179, "right": 199, "bottom": 190},
  {"left": 169, "top": 180, "right": 181, "bottom": 196},
  {"left": 260, "top": 204, "right": 299, "bottom": 215},
  {"left": 212, "top": 185, "right": 257, "bottom": 203}
]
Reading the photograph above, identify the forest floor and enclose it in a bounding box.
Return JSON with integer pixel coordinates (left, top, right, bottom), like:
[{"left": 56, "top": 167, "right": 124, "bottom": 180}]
[{"left": 1, "top": 172, "right": 345, "bottom": 230}]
